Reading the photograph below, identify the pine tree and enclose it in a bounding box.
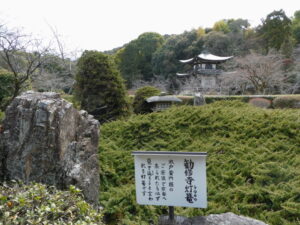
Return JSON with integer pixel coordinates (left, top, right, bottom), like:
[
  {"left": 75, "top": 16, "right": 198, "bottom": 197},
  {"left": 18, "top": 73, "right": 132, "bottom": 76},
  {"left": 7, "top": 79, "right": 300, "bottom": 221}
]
[{"left": 74, "top": 51, "right": 130, "bottom": 123}]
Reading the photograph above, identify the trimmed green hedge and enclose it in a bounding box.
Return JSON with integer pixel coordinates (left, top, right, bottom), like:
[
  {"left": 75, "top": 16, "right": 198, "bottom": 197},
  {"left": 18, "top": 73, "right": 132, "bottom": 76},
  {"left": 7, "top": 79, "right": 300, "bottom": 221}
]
[
  {"left": 273, "top": 96, "right": 300, "bottom": 109},
  {"left": 178, "top": 95, "right": 300, "bottom": 109},
  {"left": 100, "top": 101, "right": 300, "bottom": 225}
]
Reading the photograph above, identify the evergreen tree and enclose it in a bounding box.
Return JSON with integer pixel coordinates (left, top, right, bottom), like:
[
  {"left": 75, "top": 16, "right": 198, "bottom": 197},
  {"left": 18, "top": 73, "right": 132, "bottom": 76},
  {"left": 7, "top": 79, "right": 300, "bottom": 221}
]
[
  {"left": 292, "top": 10, "right": 300, "bottom": 44},
  {"left": 117, "top": 32, "right": 164, "bottom": 88},
  {"left": 259, "top": 9, "right": 292, "bottom": 51},
  {"left": 74, "top": 51, "right": 130, "bottom": 123}
]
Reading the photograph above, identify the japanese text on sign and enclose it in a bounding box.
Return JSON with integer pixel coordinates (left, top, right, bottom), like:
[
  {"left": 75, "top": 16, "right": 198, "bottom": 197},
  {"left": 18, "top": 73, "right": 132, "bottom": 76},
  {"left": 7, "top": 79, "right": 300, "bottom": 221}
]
[{"left": 132, "top": 152, "right": 207, "bottom": 208}]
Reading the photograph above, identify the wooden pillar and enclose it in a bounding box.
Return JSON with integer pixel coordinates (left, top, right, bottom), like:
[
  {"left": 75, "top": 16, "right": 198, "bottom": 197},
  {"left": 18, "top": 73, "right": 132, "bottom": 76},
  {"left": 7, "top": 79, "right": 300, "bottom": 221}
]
[{"left": 169, "top": 206, "right": 174, "bottom": 222}]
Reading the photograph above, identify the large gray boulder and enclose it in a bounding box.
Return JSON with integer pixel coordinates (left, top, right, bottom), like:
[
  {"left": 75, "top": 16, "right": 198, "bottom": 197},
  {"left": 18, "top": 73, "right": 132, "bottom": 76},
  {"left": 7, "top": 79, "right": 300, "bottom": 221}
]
[
  {"left": 0, "top": 91, "right": 100, "bottom": 206},
  {"left": 159, "top": 212, "right": 268, "bottom": 225}
]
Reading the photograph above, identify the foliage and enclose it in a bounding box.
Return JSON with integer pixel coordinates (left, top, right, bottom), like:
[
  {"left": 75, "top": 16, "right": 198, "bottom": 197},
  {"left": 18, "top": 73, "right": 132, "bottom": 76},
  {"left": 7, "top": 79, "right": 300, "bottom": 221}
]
[
  {"left": 116, "top": 32, "right": 164, "bottom": 87},
  {"left": 100, "top": 101, "right": 300, "bottom": 225},
  {"left": 0, "top": 69, "right": 14, "bottom": 110},
  {"left": 61, "top": 93, "right": 80, "bottom": 110},
  {"left": 213, "top": 20, "right": 230, "bottom": 34},
  {"left": 291, "top": 10, "right": 300, "bottom": 44},
  {"left": 227, "top": 19, "right": 250, "bottom": 34},
  {"left": 107, "top": 10, "right": 300, "bottom": 91},
  {"left": 0, "top": 182, "right": 104, "bottom": 225},
  {"left": 132, "top": 86, "right": 161, "bottom": 114},
  {"left": 273, "top": 96, "right": 300, "bottom": 108},
  {"left": 74, "top": 50, "right": 130, "bottom": 123},
  {"left": 0, "top": 111, "right": 4, "bottom": 122},
  {"left": 152, "top": 30, "right": 204, "bottom": 79},
  {"left": 258, "top": 9, "right": 292, "bottom": 51},
  {"left": 203, "top": 31, "right": 232, "bottom": 56}
]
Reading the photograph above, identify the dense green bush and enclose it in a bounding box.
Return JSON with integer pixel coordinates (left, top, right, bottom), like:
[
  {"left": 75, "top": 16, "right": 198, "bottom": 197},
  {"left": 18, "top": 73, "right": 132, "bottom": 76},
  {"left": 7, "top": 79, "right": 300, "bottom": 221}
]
[
  {"left": 133, "top": 86, "right": 160, "bottom": 114},
  {"left": 0, "top": 69, "right": 14, "bottom": 110},
  {"left": 74, "top": 50, "right": 130, "bottom": 123},
  {"left": 100, "top": 101, "right": 300, "bottom": 225},
  {"left": 0, "top": 182, "right": 104, "bottom": 224},
  {"left": 273, "top": 96, "right": 300, "bottom": 108}
]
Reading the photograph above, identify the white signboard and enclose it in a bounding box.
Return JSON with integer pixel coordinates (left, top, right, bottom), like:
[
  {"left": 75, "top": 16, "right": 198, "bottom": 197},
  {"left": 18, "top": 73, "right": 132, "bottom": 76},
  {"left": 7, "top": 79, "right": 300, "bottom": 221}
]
[{"left": 132, "top": 151, "right": 207, "bottom": 208}]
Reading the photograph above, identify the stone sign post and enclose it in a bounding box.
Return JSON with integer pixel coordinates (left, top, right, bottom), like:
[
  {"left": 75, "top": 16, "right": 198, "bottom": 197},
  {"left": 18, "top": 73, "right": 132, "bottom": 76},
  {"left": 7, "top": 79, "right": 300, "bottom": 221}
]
[{"left": 132, "top": 151, "right": 207, "bottom": 222}]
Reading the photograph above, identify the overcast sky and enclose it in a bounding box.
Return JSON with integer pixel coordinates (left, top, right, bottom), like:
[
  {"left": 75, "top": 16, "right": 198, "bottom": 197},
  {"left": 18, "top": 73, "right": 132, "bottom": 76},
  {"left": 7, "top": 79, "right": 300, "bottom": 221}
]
[{"left": 1, "top": 0, "right": 299, "bottom": 53}]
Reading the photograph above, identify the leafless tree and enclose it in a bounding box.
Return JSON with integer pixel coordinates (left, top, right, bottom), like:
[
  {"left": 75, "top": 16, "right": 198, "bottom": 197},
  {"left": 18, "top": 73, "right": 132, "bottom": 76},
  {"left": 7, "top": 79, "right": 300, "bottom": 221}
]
[
  {"left": 0, "top": 24, "right": 51, "bottom": 102},
  {"left": 219, "top": 71, "right": 250, "bottom": 95},
  {"left": 232, "top": 51, "right": 290, "bottom": 94},
  {"left": 131, "top": 76, "right": 168, "bottom": 92},
  {"left": 177, "top": 76, "right": 202, "bottom": 95},
  {"left": 285, "top": 63, "right": 300, "bottom": 94},
  {"left": 32, "top": 24, "right": 79, "bottom": 93}
]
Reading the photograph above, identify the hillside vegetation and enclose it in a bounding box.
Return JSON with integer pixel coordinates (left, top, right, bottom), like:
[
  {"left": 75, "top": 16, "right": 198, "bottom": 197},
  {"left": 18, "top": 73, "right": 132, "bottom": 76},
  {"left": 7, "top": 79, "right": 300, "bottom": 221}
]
[{"left": 99, "top": 101, "right": 300, "bottom": 225}]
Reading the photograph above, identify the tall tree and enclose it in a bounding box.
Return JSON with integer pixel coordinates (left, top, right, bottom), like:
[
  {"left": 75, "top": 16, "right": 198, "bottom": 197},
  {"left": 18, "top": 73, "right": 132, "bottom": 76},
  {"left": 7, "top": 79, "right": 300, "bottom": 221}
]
[
  {"left": 258, "top": 9, "right": 292, "bottom": 51},
  {"left": 203, "top": 31, "right": 232, "bottom": 55},
  {"left": 291, "top": 10, "right": 300, "bottom": 44},
  {"left": 227, "top": 19, "right": 250, "bottom": 33},
  {"left": 152, "top": 30, "right": 204, "bottom": 79},
  {"left": 117, "top": 32, "right": 164, "bottom": 87},
  {"left": 74, "top": 51, "right": 130, "bottom": 123},
  {"left": 213, "top": 20, "right": 230, "bottom": 33}
]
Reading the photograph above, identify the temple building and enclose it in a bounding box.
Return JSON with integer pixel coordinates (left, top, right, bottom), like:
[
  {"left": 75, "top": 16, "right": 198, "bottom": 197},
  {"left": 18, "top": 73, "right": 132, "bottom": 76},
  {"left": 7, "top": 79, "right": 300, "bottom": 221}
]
[{"left": 177, "top": 52, "right": 233, "bottom": 91}]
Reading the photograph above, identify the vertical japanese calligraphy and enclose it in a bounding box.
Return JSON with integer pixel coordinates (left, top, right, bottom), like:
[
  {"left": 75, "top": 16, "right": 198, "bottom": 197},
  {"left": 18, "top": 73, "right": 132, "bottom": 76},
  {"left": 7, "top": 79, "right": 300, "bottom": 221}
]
[
  {"left": 168, "top": 160, "right": 174, "bottom": 192},
  {"left": 184, "top": 159, "right": 198, "bottom": 203},
  {"left": 139, "top": 159, "right": 176, "bottom": 203}
]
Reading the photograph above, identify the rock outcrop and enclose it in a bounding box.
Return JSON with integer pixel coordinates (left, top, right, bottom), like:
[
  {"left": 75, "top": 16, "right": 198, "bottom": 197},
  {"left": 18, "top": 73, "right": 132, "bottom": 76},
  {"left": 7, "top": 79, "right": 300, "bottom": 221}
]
[
  {"left": 0, "top": 91, "right": 100, "bottom": 206},
  {"left": 159, "top": 212, "right": 268, "bottom": 225}
]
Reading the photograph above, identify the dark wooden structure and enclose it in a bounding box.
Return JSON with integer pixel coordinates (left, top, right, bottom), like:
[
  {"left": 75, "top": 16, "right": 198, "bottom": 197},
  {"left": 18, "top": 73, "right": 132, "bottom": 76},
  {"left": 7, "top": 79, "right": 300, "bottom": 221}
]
[{"left": 146, "top": 95, "right": 182, "bottom": 112}]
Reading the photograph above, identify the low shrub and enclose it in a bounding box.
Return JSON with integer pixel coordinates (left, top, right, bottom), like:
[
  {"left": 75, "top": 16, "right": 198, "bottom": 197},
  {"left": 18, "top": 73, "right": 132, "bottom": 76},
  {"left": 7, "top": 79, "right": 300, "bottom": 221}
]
[
  {"left": 273, "top": 96, "right": 300, "bottom": 109},
  {"left": 0, "top": 182, "right": 104, "bottom": 225},
  {"left": 100, "top": 101, "right": 300, "bottom": 225},
  {"left": 249, "top": 98, "right": 272, "bottom": 108}
]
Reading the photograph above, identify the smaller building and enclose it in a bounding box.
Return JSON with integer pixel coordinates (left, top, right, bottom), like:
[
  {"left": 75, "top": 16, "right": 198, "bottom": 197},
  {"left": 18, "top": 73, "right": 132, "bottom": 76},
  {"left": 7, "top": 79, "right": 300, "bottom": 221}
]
[{"left": 146, "top": 95, "right": 182, "bottom": 112}]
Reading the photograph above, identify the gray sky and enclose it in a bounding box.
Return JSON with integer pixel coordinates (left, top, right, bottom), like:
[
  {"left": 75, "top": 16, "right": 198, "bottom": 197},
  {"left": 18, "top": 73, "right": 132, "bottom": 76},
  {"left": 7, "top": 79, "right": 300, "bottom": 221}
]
[{"left": 1, "top": 0, "right": 299, "bottom": 53}]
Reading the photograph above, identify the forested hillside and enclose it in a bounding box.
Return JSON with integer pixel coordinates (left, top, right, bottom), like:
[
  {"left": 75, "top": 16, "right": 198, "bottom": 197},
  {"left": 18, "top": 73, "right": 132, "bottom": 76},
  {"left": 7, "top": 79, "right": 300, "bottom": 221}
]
[
  {"left": 99, "top": 101, "right": 300, "bottom": 225},
  {"left": 111, "top": 9, "right": 300, "bottom": 93}
]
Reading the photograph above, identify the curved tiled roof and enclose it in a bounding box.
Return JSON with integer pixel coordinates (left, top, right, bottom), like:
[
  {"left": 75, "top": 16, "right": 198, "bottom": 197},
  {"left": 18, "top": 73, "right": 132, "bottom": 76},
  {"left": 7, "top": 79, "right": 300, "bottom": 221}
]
[
  {"left": 146, "top": 96, "right": 183, "bottom": 103},
  {"left": 179, "top": 53, "right": 233, "bottom": 63}
]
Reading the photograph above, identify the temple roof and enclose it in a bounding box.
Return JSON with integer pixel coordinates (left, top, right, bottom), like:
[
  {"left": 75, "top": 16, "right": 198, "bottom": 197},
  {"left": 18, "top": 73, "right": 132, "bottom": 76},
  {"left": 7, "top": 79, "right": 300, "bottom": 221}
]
[
  {"left": 146, "top": 96, "right": 183, "bottom": 103},
  {"left": 176, "top": 73, "right": 190, "bottom": 77},
  {"left": 180, "top": 53, "right": 233, "bottom": 64}
]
